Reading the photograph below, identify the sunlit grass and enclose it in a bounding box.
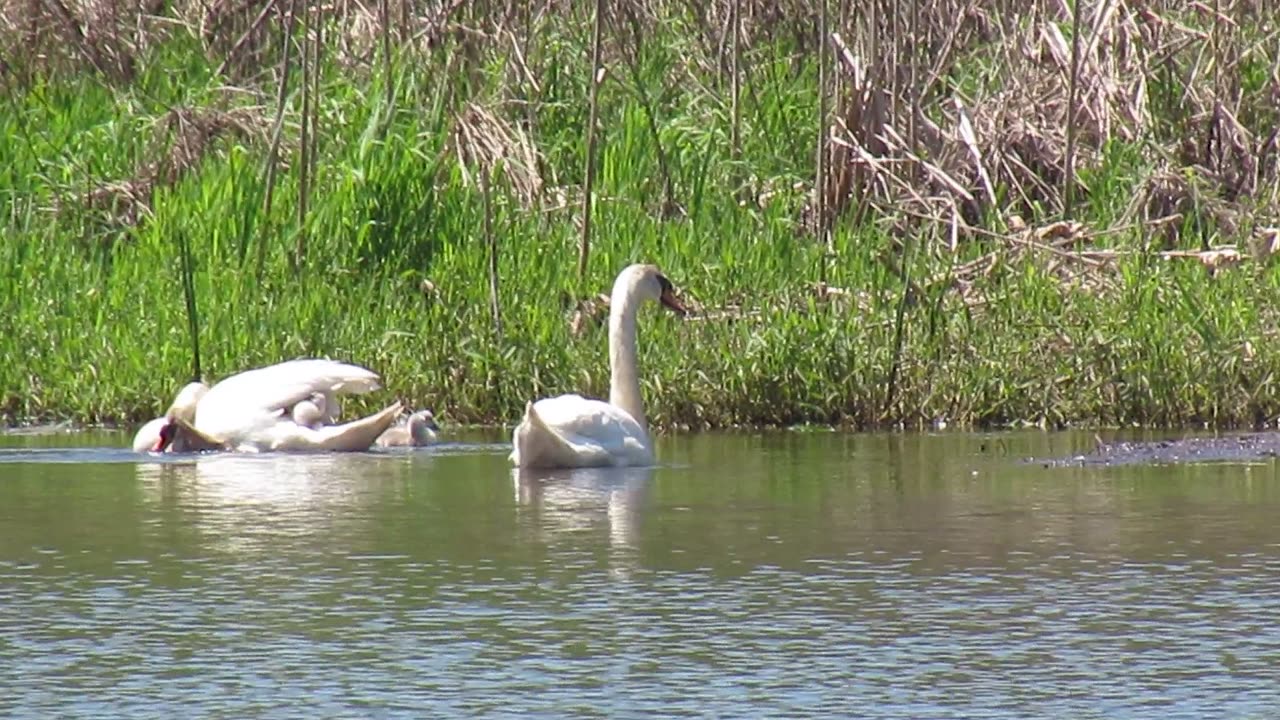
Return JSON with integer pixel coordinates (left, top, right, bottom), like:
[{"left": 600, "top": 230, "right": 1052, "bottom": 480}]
[{"left": 3, "top": 6, "right": 1279, "bottom": 431}]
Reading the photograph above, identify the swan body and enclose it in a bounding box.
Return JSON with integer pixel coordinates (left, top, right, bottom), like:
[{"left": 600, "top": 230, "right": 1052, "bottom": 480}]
[
  {"left": 512, "top": 396, "right": 652, "bottom": 468},
  {"left": 510, "top": 264, "right": 685, "bottom": 469},
  {"left": 132, "top": 359, "right": 401, "bottom": 453},
  {"left": 376, "top": 410, "right": 441, "bottom": 447}
]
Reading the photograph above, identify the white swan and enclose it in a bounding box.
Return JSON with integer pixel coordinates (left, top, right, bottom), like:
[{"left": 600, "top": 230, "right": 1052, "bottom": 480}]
[
  {"left": 375, "top": 410, "right": 441, "bottom": 447},
  {"left": 132, "top": 359, "right": 402, "bottom": 453},
  {"left": 510, "top": 264, "right": 686, "bottom": 469}
]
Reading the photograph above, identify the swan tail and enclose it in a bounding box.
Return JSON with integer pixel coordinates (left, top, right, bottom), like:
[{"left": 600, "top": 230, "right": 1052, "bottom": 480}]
[
  {"left": 524, "top": 400, "right": 552, "bottom": 434},
  {"left": 509, "top": 402, "right": 539, "bottom": 464},
  {"left": 510, "top": 401, "right": 595, "bottom": 468},
  {"left": 314, "top": 401, "right": 403, "bottom": 451}
]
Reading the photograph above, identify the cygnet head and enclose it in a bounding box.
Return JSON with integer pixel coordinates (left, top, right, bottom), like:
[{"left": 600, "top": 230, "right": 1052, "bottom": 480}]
[
  {"left": 407, "top": 410, "right": 441, "bottom": 445},
  {"left": 614, "top": 264, "right": 687, "bottom": 315},
  {"left": 292, "top": 393, "right": 327, "bottom": 429}
]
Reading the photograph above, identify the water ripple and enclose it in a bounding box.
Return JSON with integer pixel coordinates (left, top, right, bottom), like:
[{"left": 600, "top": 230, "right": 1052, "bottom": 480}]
[{"left": 1, "top": 432, "right": 1279, "bottom": 717}]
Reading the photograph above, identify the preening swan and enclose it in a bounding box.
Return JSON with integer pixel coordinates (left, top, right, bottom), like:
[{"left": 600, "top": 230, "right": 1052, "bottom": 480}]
[
  {"left": 510, "top": 264, "right": 686, "bottom": 469},
  {"left": 132, "top": 359, "right": 402, "bottom": 453},
  {"left": 131, "top": 380, "right": 215, "bottom": 453},
  {"left": 376, "top": 410, "right": 441, "bottom": 447}
]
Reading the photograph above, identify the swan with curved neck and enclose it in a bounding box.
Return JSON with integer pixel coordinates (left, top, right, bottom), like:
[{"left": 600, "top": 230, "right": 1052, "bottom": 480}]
[
  {"left": 131, "top": 381, "right": 215, "bottom": 453},
  {"left": 510, "top": 264, "right": 686, "bottom": 468},
  {"left": 131, "top": 359, "right": 402, "bottom": 453}
]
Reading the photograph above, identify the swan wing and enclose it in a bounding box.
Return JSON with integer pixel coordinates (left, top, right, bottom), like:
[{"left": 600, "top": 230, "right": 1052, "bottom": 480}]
[
  {"left": 195, "top": 359, "right": 382, "bottom": 442},
  {"left": 511, "top": 394, "right": 652, "bottom": 468},
  {"left": 249, "top": 401, "right": 404, "bottom": 452}
]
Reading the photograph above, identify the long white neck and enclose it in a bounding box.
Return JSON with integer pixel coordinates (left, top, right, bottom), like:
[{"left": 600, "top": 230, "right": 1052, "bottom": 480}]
[
  {"left": 609, "top": 274, "right": 646, "bottom": 430},
  {"left": 167, "top": 382, "right": 209, "bottom": 423}
]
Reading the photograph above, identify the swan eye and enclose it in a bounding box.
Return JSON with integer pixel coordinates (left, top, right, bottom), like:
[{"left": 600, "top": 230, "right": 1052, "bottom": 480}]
[{"left": 656, "top": 274, "right": 674, "bottom": 293}]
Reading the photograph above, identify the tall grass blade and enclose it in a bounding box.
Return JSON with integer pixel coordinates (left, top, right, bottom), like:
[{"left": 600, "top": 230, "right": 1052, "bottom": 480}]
[{"left": 177, "top": 227, "right": 202, "bottom": 382}]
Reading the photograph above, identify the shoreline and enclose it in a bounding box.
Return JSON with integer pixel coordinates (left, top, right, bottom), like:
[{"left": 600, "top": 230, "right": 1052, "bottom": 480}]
[{"left": 4, "top": 4, "right": 1276, "bottom": 429}]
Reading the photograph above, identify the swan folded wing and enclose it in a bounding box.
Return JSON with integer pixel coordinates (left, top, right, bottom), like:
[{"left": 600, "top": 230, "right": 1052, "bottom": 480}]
[
  {"left": 196, "top": 359, "right": 383, "bottom": 438},
  {"left": 214, "top": 359, "right": 381, "bottom": 404},
  {"left": 531, "top": 395, "right": 643, "bottom": 435},
  {"left": 515, "top": 395, "right": 653, "bottom": 468},
  {"left": 233, "top": 401, "right": 403, "bottom": 452}
]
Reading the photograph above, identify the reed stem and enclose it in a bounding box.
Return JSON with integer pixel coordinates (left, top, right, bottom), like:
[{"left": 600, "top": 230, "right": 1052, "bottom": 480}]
[
  {"left": 1063, "top": 0, "right": 1084, "bottom": 219},
  {"left": 177, "top": 227, "right": 202, "bottom": 382},
  {"left": 482, "top": 165, "right": 502, "bottom": 338},
  {"left": 578, "top": 0, "right": 606, "bottom": 283},
  {"left": 260, "top": 0, "right": 299, "bottom": 275}
]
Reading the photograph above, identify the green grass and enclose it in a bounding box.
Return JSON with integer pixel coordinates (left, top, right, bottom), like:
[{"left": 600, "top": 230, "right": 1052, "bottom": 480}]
[{"left": 2, "top": 4, "right": 1279, "bottom": 431}]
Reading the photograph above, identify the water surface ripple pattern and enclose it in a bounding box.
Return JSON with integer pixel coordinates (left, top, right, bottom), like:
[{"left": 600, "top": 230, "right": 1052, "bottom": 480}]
[{"left": 1, "top": 430, "right": 1277, "bottom": 717}]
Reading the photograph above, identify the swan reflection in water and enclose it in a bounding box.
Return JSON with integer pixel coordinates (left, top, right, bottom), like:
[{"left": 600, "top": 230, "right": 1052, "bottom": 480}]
[
  {"left": 134, "top": 452, "right": 412, "bottom": 555},
  {"left": 512, "top": 465, "right": 654, "bottom": 577}
]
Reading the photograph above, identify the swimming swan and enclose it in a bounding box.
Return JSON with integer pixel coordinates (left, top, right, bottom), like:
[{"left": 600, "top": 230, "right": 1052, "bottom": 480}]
[
  {"left": 132, "top": 359, "right": 402, "bottom": 453},
  {"left": 376, "top": 409, "right": 442, "bottom": 447},
  {"left": 509, "top": 264, "right": 686, "bottom": 469}
]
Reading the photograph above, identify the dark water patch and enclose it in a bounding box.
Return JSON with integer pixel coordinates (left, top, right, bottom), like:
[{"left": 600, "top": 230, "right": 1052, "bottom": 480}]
[
  {"left": 0, "top": 448, "right": 171, "bottom": 465},
  {"left": 1037, "top": 431, "right": 1280, "bottom": 467}
]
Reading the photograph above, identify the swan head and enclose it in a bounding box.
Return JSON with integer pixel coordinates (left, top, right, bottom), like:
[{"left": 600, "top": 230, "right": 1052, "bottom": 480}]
[
  {"left": 139, "top": 416, "right": 194, "bottom": 453},
  {"left": 292, "top": 394, "right": 327, "bottom": 429},
  {"left": 131, "top": 416, "right": 169, "bottom": 453},
  {"left": 132, "top": 381, "right": 210, "bottom": 452},
  {"left": 618, "top": 264, "right": 687, "bottom": 316},
  {"left": 408, "top": 410, "right": 441, "bottom": 444}
]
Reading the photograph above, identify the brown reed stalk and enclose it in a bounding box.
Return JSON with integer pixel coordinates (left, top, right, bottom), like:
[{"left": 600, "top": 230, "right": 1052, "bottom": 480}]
[
  {"left": 730, "top": 0, "right": 741, "bottom": 164},
  {"left": 260, "top": 0, "right": 299, "bottom": 275},
  {"left": 309, "top": 3, "right": 323, "bottom": 206},
  {"left": 482, "top": 164, "right": 502, "bottom": 338},
  {"left": 883, "top": 225, "right": 917, "bottom": 420},
  {"left": 295, "top": 2, "right": 311, "bottom": 269},
  {"left": 616, "top": 4, "right": 678, "bottom": 216},
  {"left": 578, "top": 0, "right": 606, "bottom": 283},
  {"left": 815, "top": 0, "right": 831, "bottom": 282},
  {"left": 1063, "top": 0, "right": 1084, "bottom": 219},
  {"left": 381, "top": 0, "right": 393, "bottom": 116},
  {"left": 41, "top": 0, "right": 117, "bottom": 82},
  {"left": 213, "top": 0, "right": 280, "bottom": 78},
  {"left": 908, "top": 0, "right": 919, "bottom": 152}
]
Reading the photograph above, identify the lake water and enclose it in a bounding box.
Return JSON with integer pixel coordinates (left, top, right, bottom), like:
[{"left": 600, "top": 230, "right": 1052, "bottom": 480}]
[{"left": 1, "top": 429, "right": 1278, "bottom": 718}]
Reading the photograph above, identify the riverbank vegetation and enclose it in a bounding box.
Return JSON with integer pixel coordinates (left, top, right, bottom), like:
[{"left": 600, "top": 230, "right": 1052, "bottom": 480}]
[{"left": 2, "top": 0, "right": 1278, "bottom": 430}]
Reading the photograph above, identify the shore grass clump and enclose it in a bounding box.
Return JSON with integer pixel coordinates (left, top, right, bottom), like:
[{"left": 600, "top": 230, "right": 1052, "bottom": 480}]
[{"left": 2, "top": 0, "right": 1279, "bottom": 430}]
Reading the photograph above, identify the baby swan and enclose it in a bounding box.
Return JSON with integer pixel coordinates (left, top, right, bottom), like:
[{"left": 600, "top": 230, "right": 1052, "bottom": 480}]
[
  {"left": 291, "top": 393, "right": 328, "bottom": 429},
  {"left": 376, "top": 410, "right": 441, "bottom": 448}
]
